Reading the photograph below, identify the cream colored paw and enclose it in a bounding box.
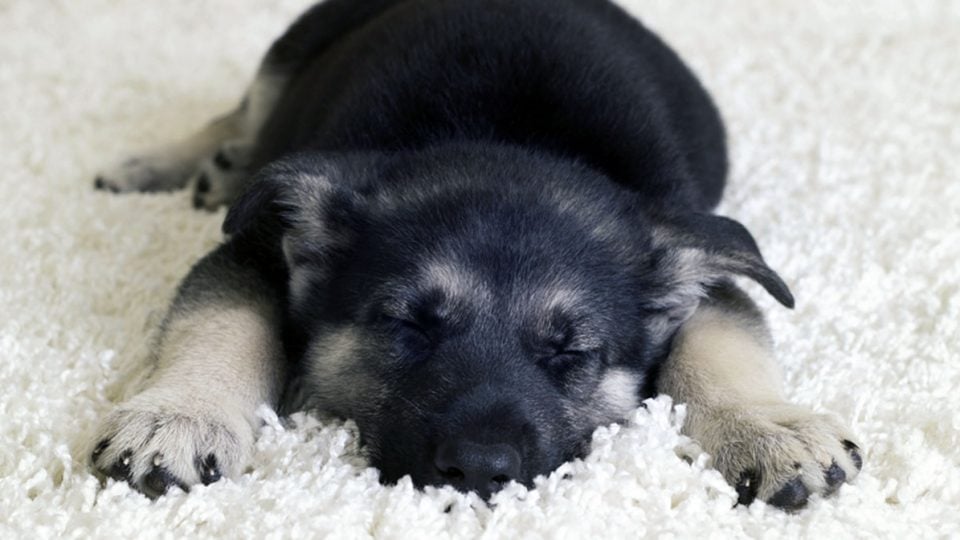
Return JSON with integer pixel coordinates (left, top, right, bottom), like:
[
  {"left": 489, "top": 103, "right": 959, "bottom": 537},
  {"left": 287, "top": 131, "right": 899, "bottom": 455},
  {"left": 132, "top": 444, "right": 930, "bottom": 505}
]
[
  {"left": 91, "top": 387, "right": 253, "bottom": 498},
  {"left": 696, "top": 403, "right": 863, "bottom": 510}
]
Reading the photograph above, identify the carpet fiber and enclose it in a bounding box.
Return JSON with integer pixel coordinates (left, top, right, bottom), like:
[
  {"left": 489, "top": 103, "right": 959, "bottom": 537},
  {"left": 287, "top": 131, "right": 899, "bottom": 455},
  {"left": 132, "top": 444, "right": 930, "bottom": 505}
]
[{"left": 2, "top": 1, "right": 958, "bottom": 537}]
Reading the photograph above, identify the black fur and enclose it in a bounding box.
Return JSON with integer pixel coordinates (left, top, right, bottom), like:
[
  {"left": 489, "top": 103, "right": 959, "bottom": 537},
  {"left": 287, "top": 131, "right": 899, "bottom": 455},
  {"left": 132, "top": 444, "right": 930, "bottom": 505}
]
[
  {"left": 251, "top": 0, "right": 727, "bottom": 213},
  {"left": 212, "top": 0, "right": 793, "bottom": 497}
]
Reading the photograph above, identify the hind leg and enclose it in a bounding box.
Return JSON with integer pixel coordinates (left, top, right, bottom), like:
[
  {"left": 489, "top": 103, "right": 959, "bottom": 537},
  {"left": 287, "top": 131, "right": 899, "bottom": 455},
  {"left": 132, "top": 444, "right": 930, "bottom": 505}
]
[
  {"left": 94, "top": 107, "right": 245, "bottom": 194},
  {"left": 188, "top": 139, "right": 254, "bottom": 210},
  {"left": 188, "top": 0, "right": 414, "bottom": 209},
  {"left": 94, "top": 66, "right": 284, "bottom": 206},
  {"left": 95, "top": 0, "right": 408, "bottom": 208},
  {"left": 185, "top": 71, "right": 285, "bottom": 210}
]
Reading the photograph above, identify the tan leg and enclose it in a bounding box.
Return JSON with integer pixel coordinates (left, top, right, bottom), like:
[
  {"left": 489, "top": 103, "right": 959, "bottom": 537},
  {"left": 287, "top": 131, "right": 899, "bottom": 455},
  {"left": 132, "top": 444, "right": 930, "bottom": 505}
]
[
  {"left": 658, "top": 284, "right": 863, "bottom": 510},
  {"left": 94, "top": 107, "right": 245, "bottom": 193},
  {"left": 94, "top": 65, "right": 285, "bottom": 205},
  {"left": 91, "top": 243, "right": 286, "bottom": 497}
]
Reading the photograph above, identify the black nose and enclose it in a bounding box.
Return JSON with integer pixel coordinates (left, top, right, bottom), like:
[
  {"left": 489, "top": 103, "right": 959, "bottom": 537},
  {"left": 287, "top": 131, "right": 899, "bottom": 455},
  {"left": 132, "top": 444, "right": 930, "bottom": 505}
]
[{"left": 434, "top": 440, "right": 522, "bottom": 499}]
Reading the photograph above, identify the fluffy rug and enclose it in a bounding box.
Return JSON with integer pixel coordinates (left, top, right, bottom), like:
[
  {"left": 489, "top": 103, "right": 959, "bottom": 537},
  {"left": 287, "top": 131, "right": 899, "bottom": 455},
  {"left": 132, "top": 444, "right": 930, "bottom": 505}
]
[{"left": 2, "top": 0, "right": 958, "bottom": 537}]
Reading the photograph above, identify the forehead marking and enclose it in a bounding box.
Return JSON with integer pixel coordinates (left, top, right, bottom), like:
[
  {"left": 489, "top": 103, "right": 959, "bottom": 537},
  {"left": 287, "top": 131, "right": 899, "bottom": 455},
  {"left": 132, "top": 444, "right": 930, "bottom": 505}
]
[
  {"left": 546, "top": 187, "right": 622, "bottom": 243},
  {"left": 539, "top": 286, "right": 582, "bottom": 313},
  {"left": 420, "top": 260, "right": 492, "bottom": 306}
]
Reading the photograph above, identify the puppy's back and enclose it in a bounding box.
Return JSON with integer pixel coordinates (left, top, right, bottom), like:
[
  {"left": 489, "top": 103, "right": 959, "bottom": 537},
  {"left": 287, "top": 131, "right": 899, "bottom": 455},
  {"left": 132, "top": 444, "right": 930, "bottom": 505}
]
[{"left": 257, "top": 0, "right": 727, "bottom": 212}]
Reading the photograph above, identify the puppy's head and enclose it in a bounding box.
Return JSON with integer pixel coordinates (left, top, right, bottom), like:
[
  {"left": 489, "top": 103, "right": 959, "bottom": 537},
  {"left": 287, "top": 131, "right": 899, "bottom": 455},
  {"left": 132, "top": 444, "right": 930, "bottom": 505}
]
[{"left": 225, "top": 145, "right": 792, "bottom": 498}]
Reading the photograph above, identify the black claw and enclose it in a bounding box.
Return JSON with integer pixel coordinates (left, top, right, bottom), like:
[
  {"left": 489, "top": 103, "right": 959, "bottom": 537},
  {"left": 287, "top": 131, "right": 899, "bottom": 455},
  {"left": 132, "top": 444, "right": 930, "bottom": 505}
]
[
  {"left": 197, "top": 454, "right": 222, "bottom": 485},
  {"left": 768, "top": 477, "right": 810, "bottom": 511},
  {"left": 142, "top": 465, "right": 189, "bottom": 499},
  {"left": 735, "top": 469, "right": 760, "bottom": 506},
  {"left": 196, "top": 173, "right": 211, "bottom": 193},
  {"left": 213, "top": 150, "right": 232, "bottom": 170},
  {"left": 92, "top": 439, "right": 110, "bottom": 461},
  {"left": 824, "top": 461, "right": 846, "bottom": 495},
  {"left": 109, "top": 449, "right": 133, "bottom": 481},
  {"left": 94, "top": 177, "right": 119, "bottom": 193},
  {"left": 843, "top": 440, "right": 863, "bottom": 471}
]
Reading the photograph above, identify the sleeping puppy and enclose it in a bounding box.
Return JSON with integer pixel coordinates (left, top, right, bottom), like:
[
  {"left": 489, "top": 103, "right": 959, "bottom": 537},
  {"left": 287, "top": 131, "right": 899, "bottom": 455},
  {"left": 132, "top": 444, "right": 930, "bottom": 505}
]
[{"left": 92, "top": 0, "right": 862, "bottom": 509}]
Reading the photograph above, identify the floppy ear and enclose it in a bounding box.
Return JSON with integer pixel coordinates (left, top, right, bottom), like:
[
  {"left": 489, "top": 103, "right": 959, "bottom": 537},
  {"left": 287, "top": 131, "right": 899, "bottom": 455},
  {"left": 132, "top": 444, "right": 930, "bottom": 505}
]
[
  {"left": 224, "top": 154, "right": 355, "bottom": 235},
  {"left": 641, "top": 212, "right": 793, "bottom": 322},
  {"left": 223, "top": 154, "right": 366, "bottom": 297}
]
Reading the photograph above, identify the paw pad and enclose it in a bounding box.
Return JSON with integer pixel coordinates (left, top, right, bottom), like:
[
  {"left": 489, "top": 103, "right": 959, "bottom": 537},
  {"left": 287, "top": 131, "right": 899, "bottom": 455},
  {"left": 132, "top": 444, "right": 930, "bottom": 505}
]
[
  {"left": 142, "top": 459, "right": 189, "bottom": 499},
  {"left": 823, "top": 461, "right": 846, "bottom": 494},
  {"left": 109, "top": 449, "right": 133, "bottom": 481},
  {"left": 735, "top": 469, "right": 760, "bottom": 505},
  {"left": 197, "top": 454, "right": 222, "bottom": 485},
  {"left": 767, "top": 477, "right": 810, "bottom": 511},
  {"left": 844, "top": 440, "right": 863, "bottom": 470}
]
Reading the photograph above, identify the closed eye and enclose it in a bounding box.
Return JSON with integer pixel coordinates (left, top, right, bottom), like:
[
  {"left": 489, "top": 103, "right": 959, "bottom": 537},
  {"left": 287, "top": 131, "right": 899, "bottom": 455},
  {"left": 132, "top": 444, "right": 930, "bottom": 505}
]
[
  {"left": 378, "top": 314, "right": 436, "bottom": 363},
  {"left": 540, "top": 350, "right": 587, "bottom": 372},
  {"left": 379, "top": 314, "right": 429, "bottom": 337}
]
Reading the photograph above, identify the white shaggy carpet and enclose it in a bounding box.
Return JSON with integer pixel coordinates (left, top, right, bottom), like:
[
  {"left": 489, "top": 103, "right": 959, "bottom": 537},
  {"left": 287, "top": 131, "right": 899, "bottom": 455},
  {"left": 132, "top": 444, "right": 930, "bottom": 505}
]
[{"left": 2, "top": 0, "right": 959, "bottom": 537}]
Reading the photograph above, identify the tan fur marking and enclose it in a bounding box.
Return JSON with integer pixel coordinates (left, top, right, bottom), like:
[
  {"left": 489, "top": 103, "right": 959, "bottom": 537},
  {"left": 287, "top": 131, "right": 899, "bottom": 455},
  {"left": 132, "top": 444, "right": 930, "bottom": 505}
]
[
  {"left": 659, "top": 302, "right": 860, "bottom": 504},
  {"left": 667, "top": 306, "right": 784, "bottom": 405},
  {"left": 598, "top": 368, "right": 640, "bottom": 417},
  {"left": 422, "top": 260, "right": 493, "bottom": 307},
  {"left": 93, "top": 299, "right": 285, "bottom": 488}
]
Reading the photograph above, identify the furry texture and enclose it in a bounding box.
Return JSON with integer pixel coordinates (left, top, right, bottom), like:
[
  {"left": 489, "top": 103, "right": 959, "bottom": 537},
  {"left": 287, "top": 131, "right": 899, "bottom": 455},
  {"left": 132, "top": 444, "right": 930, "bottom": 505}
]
[{"left": 1, "top": 0, "right": 958, "bottom": 537}]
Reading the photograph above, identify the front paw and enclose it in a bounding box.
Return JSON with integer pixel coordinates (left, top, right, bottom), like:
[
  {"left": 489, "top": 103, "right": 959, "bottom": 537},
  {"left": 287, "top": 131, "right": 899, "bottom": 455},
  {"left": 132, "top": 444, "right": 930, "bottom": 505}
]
[
  {"left": 700, "top": 404, "right": 863, "bottom": 510},
  {"left": 91, "top": 390, "right": 253, "bottom": 498}
]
